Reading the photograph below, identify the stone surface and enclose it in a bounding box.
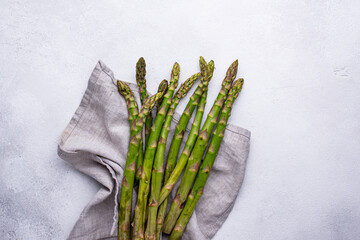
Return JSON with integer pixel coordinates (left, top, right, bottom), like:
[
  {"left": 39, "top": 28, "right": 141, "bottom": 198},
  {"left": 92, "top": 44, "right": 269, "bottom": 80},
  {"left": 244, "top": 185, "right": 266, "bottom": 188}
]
[{"left": 1, "top": 0, "right": 360, "bottom": 239}]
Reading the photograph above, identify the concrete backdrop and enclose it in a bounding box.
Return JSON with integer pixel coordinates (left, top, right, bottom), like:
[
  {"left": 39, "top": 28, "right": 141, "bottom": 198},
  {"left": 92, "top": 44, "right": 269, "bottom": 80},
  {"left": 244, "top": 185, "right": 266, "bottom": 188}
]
[{"left": 1, "top": 0, "right": 360, "bottom": 239}]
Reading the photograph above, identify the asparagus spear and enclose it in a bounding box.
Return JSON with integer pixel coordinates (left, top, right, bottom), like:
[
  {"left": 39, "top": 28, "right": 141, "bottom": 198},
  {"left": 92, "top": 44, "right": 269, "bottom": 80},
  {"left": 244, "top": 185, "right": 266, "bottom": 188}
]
[
  {"left": 135, "top": 57, "right": 148, "bottom": 188},
  {"left": 145, "top": 72, "right": 201, "bottom": 240},
  {"left": 165, "top": 57, "right": 210, "bottom": 167},
  {"left": 136, "top": 57, "right": 152, "bottom": 146},
  {"left": 136, "top": 79, "right": 168, "bottom": 181},
  {"left": 155, "top": 58, "right": 213, "bottom": 239},
  {"left": 132, "top": 63, "right": 180, "bottom": 240},
  {"left": 140, "top": 79, "right": 178, "bottom": 235},
  {"left": 136, "top": 57, "right": 148, "bottom": 103},
  {"left": 137, "top": 79, "right": 168, "bottom": 233},
  {"left": 118, "top": 85, "right": 165, "bottom": 240},
  {"left": 158, "top": 58, "right": 216, "bottom": 205},
  {"left": 162, "top": 60, "right": 238, "bottom": 233},
  {"left": 156, "top": 79, "right": 169, "bottom": 111},
  {"left": 163, "top": 58, "right": 210, "bottom": 192},
  {"left": 169, "top": 79, "right": 244, "bottom": 239},
  {"left": 117, "top": 81, "right": 139, "bottom": 132},
  {"left": 117, "top": 80, "right": 145, "bottom": 186}
]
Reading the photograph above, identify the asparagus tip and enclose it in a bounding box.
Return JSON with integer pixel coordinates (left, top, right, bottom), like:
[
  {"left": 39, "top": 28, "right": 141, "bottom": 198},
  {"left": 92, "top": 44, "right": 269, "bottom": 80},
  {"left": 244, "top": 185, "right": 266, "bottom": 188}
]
[
  {"left": 233, "top": 78, "right": 244, "bottom": 89},
  {"left": 136, "top": 57, "right": 147, "bottom": 82},
  {"left": 230, "top": 78, "right": 245, "bottom": 99},
  {"left": 117, "top": 80, "right": 131, "bottom": 95},
  {"left": 173, "top": 62, "right": 180, "bottom": 74},
  {"left": 137, "top": 57, "right": 146, "bottom": 66},
  {"left": 207, "top": 60, "right": 215, "bottom": 80},
  {"left": 158, "top": 79, "right": 169, "bottom": 93},
  {"left": 170, "top": 62, "right": 181, "bottom": 86}
]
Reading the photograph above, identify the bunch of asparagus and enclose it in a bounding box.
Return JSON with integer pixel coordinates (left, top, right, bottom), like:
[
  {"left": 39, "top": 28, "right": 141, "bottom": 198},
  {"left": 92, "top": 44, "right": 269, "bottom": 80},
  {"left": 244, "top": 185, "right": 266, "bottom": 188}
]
[{"left": 117, "top": 57, "right": 244, "bottom": 240}]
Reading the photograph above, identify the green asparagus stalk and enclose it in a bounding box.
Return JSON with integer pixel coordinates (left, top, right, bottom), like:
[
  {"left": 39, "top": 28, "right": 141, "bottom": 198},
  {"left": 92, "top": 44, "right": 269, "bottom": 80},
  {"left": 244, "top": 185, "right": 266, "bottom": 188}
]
[
  {"left": 117, "top": 80, "right": 145, "bottom": 186},
  {"left": 158, "top": 58, "right": 215, "bottom": 205},
  {"left": 118, "top": 88, "right": 165, "bottom": 240},
  {"left": 117, "top": 80, "right": 139, "bottom": 132},
  {"left": 169, "top": 79, "right": 244, "bottom": 240},
  {"left": 135, "top": 57, "right": 148, "bottom": 188},
  {"left": 162, "top": 59, "right": 238, "bottom": 233},
  {"left": 145, "top": 72, "right": 201, "bottom": 240},
  {"left": 163, "top": 58, "right": 210, "bottom": 190},
  {"left": 145, "top": 80, "right": 169, "bottom": 145},
  {"left": 155, "top": 58, "right": 213, "bottom": 239},
  {"left": 136, "top": 57, "right": 151, "bottom": 145},
  {"left": 132, "top": 63, "right": 180, "bottom": 240},
  {"left": 140, "top": 80, "right": 174, "bottom": 234},
  {"left": 136, "top": 80, "right": 168, "bottom": 181},
  {"left": 136, "top": 80, "right": 168, "bottom": 233},
  {"left": 155, "top": 79, "right": 169, "bottom": 111},
  {"left": 136, "top": 57, "right": 148, "bottom": 103}
]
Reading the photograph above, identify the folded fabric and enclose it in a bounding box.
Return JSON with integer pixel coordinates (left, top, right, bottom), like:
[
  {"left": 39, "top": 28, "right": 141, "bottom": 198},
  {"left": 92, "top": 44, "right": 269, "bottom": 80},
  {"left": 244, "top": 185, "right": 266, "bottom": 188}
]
[{"left": 57, "top": 60, "right": 251, "bottom": 240}]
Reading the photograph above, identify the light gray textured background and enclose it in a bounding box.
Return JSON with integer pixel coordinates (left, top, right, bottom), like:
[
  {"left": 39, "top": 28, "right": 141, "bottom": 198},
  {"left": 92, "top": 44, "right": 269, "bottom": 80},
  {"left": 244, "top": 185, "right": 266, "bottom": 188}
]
[{"left": 1, "top": 1, "right": 360, "bottom": 239}]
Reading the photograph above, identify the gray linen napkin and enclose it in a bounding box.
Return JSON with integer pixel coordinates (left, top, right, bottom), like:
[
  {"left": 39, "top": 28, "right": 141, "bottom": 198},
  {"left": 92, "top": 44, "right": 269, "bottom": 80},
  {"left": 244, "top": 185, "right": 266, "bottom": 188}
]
[{"left": 57, "top": 60, "right": 251, "bottom": 240}]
